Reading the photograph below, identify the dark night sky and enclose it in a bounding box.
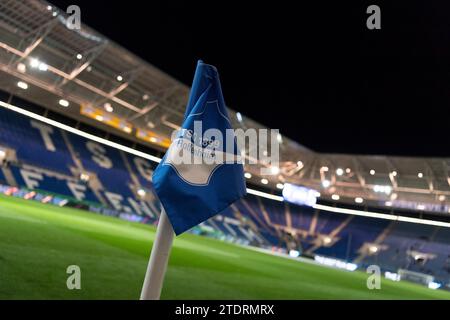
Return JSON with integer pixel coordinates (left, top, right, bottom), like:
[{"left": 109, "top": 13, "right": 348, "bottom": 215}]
[{"left": 51, "top": 1, "right": 450, "bottom": 157}]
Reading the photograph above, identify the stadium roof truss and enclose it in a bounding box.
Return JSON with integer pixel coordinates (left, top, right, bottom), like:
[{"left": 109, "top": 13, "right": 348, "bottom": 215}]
[{"left": 0, "top": 0, "right": 449, "bottom": 214}]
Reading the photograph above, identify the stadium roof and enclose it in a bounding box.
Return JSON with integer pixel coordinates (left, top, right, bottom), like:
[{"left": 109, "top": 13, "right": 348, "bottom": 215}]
[{"left": 0, "top": 0, "right": 449, "bottom": 215}]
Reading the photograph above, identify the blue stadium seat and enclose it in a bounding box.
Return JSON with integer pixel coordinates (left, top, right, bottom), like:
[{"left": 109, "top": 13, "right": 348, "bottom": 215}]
[{"left": 10, "top": 165, "right": 99, "bottom": 203}]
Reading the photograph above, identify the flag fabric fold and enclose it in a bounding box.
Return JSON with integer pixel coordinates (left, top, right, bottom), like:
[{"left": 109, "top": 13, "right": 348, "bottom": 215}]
[{"left": 152, "top": 60, "right": 246, "bottom": 235}]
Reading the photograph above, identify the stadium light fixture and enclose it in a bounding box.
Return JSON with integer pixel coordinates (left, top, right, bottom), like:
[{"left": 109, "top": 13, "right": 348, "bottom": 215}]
[
  {"left": 123, "top": 126, "right": 132, "bottom": 133},
  {"left": 314, "top": 203, "right": 373, "bottom": 217},
  {"left": 17, "top": 63, "right": 26, "bottom": 73},
  {"left": 244, "top": 172, "right": 252, "bottom": 179},
  {"left": 236, "top": 112, "right": 243, "bottom": 122},
  {"left": 398, "top": 212, "right": 450, "bottom": 227},
  {"left": 320, "top": 201, "right": 450, "bottom": 229},
  {"left": 47, "top": 5, "right": 52, "bottom": 10},
  {"left": 418, "top": 172, "right": 423, "bottom": 178},
  {"left": 246, "top": 188, "right": 283, "bottom": 201},
  {"left": 391, "top": 171, "right": 398, "bottom": 177},
  {"left": 336, "top": 168, "right": 344, "bottom": 176},
  {"left": 17, "top": 81, "right": 28, "bottom": 90},
  {"left": 373, "top": 185, "right": 392, "bottom": 195},
  {"left": 104, "top": 103, "right": 113, "bottom": 113},
  {"left": 331, "top": 194, "right": 340, "bottom": 200},
  {"left": 261, "top": 178, "right": 269, "bottom": 185},
  {"left": 0, "top": 149, "right": 6, "bottom": 161},
  {"left": 276, "top": 183, "right": 284, "bottom": 190},
  {"left": 116, "top": 75, "right": 123, "bottom": 82},
  {"left": 370, "top": 169, "right": 375, "bottom": 175},
  {"left": 314, "top": 204, "right": 401, "bottom": 224},
  {"left": 322, "top": 179, "right": 331, "bottom": 188},
  {"left": 38, "top": 63, "right": 48, "bottom": 71},
  {"left": 143, "top": 94, "right": 150, "bottom": 101},
  {"left": 345, "top": 168, "right": 351, "bottom": 174},
  {"left": 277, "top": 133, "right": 283, "bottom": 143},
  {"left": 52, "top": 11, "right": 57, "bottom": 17},
  {"left": 80, "top": 173, "right": 90, "bottom": 182},
  {"left": 438, "top": 195, "right": 446, "bottom": 202},
  {"left": 58, "top": 99, "right": 69, "bottom": 107},
  {"left": 76, "top": 54, "right": 83, "bottom": 60},
  {"left": 297, "top": 161, "right": 303, "bottom": 168},
  {"left": 320, "top": 166, "right": 329, "bottom": 172},
  {"left": 30, "top": 58, "right": 48, "bottom": 71},
  {"left": 355, "top": 197, "right": 364, "bottom": 204}
]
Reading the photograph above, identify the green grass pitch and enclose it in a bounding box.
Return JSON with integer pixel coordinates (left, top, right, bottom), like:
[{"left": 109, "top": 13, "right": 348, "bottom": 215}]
[{"left": 0, "top": 194, "right": 449, "bottom": 300}]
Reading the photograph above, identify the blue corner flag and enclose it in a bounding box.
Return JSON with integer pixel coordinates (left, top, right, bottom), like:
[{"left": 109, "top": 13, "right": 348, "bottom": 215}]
[{"left": 152, "top": 61, "right": 247, "bottom": 235}]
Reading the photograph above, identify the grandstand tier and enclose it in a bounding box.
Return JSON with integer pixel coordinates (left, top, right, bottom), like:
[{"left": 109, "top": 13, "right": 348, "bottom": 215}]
[{"left": 0, "top": 104, "right": 449, "bottom": 285}]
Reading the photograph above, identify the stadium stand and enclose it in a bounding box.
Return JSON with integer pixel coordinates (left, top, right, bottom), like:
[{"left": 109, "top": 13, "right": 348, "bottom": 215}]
[
  {"left": 0, "top": 167, "right": 6, "bottom": 185},
  {"left": 0, "top": 107, "right": 74, "bottom": 175},
  {"left": 9, "top": 164, "right": 99, "bottom": 203}
]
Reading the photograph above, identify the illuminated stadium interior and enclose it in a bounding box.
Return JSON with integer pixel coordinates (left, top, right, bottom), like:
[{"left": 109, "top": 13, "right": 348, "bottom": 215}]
[{"left": 0, "top": 0, "right": 450, "bottom": 295}]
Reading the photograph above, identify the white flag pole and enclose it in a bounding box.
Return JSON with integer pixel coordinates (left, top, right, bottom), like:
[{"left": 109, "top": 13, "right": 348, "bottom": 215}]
[{"left": 140, "top": 207, "right": 175, "bottom": 300}]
